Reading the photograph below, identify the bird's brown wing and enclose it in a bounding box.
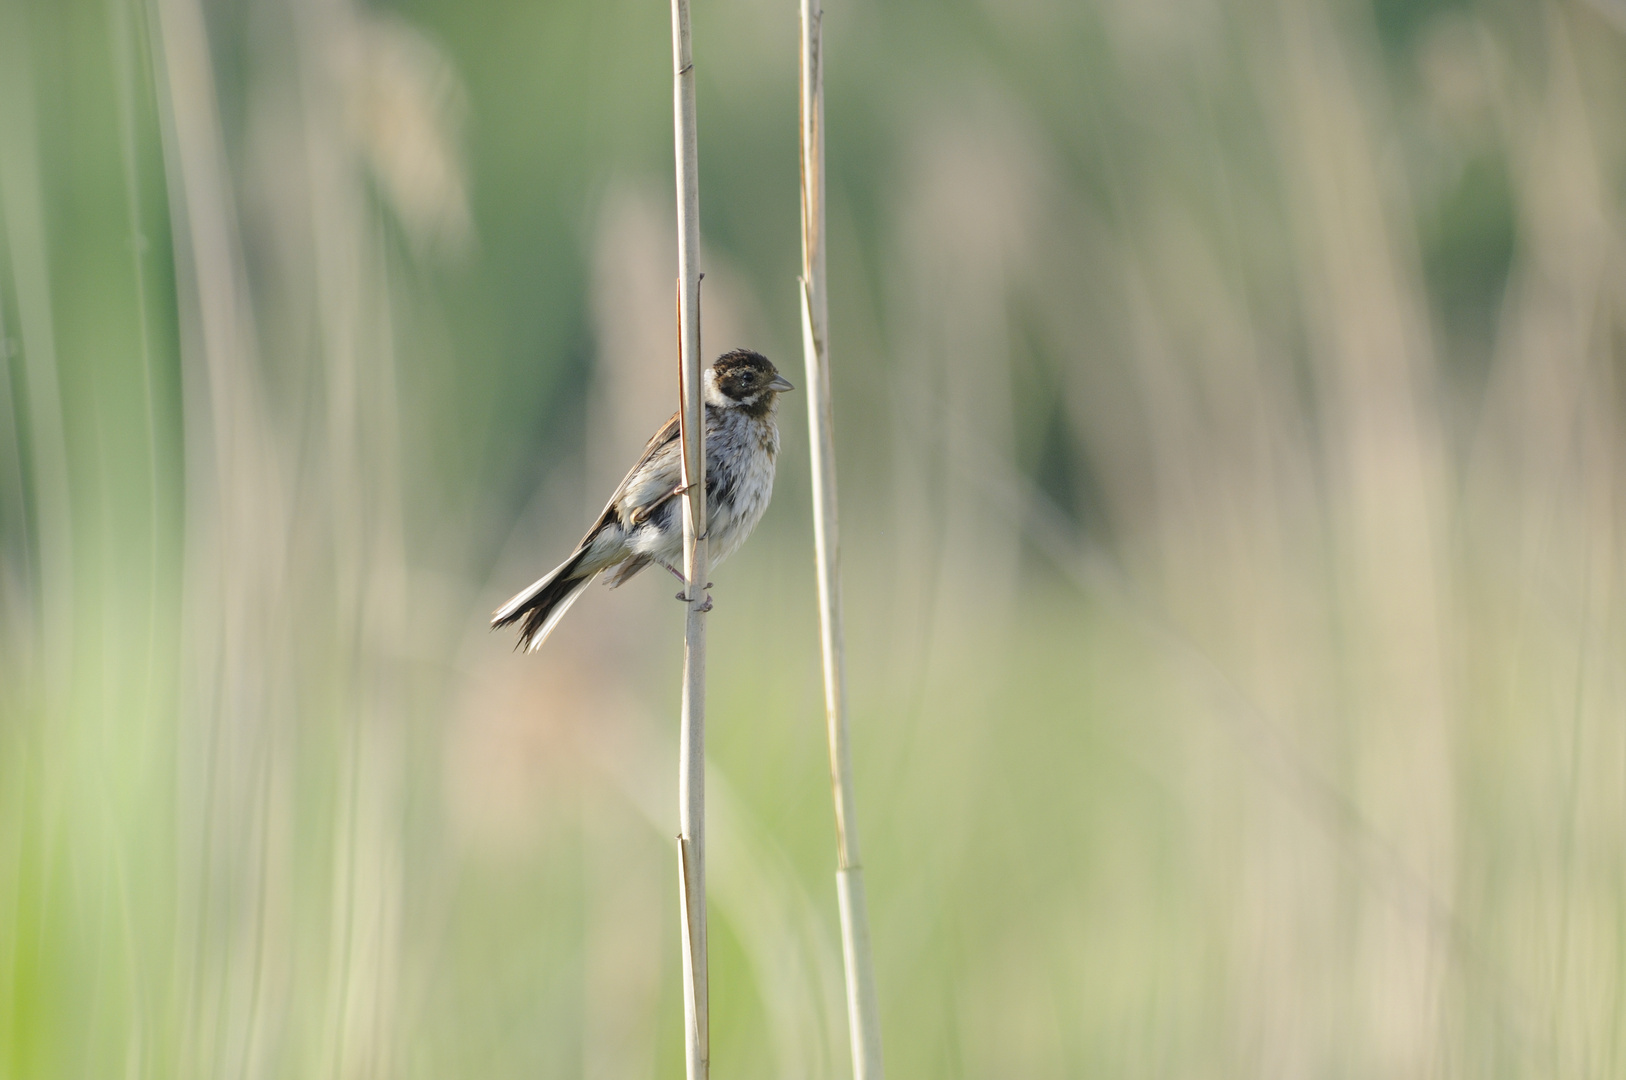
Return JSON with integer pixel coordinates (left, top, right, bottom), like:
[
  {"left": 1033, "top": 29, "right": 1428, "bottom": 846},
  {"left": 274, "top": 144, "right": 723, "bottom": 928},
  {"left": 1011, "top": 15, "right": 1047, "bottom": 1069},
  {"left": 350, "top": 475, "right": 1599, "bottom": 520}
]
[{"left": 580, "top": 411, "right": 682, "bottom": 541}]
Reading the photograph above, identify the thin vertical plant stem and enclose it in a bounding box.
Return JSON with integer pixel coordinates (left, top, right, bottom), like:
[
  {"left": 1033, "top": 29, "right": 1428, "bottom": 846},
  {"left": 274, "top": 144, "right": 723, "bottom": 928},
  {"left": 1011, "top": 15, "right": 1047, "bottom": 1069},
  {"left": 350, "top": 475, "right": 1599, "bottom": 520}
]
[
  {"left": 670, "top": 1, "right": 709, "bottom": 1078},
  {"left": 798, "top": 3, "right": 884, "bottom": 1077}
]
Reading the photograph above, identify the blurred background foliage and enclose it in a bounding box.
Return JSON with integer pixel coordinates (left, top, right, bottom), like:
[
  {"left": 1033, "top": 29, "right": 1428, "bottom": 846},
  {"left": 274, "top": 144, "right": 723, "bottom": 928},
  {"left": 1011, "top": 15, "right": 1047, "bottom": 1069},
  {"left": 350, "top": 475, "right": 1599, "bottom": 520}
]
[{"left": 4, "top": 0, "right": 1626, "bottom": 1075}]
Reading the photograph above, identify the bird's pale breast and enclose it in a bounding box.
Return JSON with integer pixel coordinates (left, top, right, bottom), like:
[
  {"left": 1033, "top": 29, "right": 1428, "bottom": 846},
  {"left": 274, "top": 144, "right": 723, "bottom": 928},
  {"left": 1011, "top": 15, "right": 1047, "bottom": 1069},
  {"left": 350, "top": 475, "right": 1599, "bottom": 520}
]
[{"left": 704, "top": 404, "right": 778, "bottom": 565}]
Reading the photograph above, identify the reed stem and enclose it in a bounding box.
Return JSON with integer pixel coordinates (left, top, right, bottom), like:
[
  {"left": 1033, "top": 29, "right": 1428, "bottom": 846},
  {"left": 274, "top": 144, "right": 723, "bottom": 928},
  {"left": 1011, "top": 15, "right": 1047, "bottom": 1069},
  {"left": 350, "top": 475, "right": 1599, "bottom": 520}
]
[
  {"left": 670, "top": 1, "right": 709, "bottom": 1077},
  {"left": 798, "top": 3, "right": 884, "bottom": 1076}
]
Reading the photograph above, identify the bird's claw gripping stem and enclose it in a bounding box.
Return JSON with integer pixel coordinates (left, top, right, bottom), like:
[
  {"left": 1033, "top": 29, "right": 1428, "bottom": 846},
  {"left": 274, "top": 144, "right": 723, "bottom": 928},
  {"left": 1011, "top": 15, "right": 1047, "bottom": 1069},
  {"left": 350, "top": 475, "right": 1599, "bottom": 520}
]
[{"left": 674, "top": 584, "right": 714, "bottom": 612}]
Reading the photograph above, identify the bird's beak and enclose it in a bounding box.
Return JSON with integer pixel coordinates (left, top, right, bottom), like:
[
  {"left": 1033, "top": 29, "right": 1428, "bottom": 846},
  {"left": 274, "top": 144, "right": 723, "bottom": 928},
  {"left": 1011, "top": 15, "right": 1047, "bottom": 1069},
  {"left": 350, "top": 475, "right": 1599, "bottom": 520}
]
[{"left": 768, "top": 373, "right": 795, "bottom": 392}]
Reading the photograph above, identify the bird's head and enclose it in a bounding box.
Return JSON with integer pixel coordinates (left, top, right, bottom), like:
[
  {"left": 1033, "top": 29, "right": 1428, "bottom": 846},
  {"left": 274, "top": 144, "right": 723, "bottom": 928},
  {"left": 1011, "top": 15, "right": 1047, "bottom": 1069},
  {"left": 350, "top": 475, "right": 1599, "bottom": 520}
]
[{"left": 705, "top": 349, "right": 794, "bottom": 414}]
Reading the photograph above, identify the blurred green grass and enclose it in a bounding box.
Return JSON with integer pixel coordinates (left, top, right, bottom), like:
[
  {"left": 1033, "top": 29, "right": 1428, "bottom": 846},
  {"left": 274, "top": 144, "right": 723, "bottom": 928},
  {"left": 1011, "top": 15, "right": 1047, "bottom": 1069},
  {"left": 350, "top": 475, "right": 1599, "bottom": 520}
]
[{"left": 6, "top": 0, "right": 1626, "bottom": 1076}]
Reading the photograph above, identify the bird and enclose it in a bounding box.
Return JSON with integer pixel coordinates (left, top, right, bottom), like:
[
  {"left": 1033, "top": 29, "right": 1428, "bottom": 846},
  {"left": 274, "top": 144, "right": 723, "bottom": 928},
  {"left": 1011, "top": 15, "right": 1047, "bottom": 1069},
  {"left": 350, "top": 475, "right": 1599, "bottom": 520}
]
[{"left": 492, "top": 348, "right": 794, "bottom": 652}]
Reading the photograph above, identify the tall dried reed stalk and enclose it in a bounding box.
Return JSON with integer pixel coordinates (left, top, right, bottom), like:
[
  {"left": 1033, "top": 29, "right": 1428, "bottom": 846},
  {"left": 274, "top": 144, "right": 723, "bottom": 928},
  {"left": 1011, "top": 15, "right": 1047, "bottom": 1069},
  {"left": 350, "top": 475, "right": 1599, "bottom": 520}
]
[
  {"left": 670, "top": 0, "right": 709, "bottom": 1076},
  {"left": 798, "top": 3, "right": 884, "bottom": 1076}
]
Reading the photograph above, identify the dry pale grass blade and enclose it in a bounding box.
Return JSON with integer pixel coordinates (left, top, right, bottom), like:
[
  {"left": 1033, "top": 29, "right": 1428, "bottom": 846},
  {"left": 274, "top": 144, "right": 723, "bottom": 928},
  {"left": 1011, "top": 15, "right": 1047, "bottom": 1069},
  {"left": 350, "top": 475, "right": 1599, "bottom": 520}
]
[
  {"left": 281, "top": 7, "right": 414, "bottom": 1067},
  {"left": 149, "top": 0, "right": 421, "bottom": 1072},
  {"left": 148, "top": 1, "right": 298, "bottom": 1073}
]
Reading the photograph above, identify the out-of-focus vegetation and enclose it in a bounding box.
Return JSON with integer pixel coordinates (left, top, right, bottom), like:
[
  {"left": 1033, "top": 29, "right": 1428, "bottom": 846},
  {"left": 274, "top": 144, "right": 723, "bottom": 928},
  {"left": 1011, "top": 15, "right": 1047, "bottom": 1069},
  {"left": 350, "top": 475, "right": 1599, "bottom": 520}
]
[{"left": 5, "top": 0, "right": 1626, "bottom": 1075}]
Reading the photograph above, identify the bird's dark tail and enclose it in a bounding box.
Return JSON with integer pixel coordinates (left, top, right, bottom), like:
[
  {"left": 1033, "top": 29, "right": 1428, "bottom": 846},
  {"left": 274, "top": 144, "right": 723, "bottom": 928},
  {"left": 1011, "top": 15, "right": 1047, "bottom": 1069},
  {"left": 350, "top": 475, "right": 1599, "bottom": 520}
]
[{"left": 492, "top": 551, "right": 599, "bottom": 653}]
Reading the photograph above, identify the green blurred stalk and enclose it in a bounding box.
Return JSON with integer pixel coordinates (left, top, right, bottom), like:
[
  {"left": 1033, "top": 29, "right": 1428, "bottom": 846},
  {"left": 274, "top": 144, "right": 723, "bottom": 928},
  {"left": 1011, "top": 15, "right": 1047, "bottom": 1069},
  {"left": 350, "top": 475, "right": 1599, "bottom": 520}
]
[{"left": 0, "top": 0, "right": 184, "bottom": 1076}]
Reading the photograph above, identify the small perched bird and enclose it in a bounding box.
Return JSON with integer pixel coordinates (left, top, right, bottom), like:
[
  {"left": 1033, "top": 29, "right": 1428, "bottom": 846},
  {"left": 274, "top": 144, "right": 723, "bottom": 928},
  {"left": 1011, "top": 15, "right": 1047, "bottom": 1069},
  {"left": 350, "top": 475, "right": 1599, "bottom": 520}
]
[{"left": 493, "top": 348, "right": 794, "bottom": 652}]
